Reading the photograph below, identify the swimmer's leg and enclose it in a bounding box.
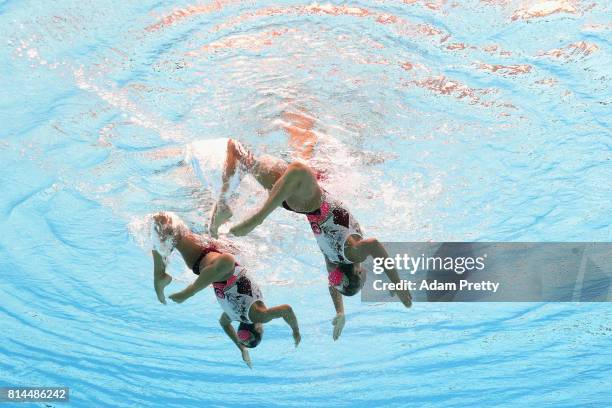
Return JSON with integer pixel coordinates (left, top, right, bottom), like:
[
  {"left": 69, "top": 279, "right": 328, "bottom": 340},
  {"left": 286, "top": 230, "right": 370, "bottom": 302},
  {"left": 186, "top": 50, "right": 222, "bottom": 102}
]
[
  {"left": 152, "top": 249, "right": 172, "bottom": 304},
  {"left": 209, "top": 140, "right": 240, "bottom": 237},
  {"left": 229, "top": 161, "right": 319, "bottom": 236},
  {"left": 219, "top": 312, "right": 252, "bottom": 368},
  {"left": 249, "top": 301, "right": 301, "bottom": 347},
  {"left": 223, "top": 139, "right": 288, "bottom": 191},
  {"left": 209, "top": 139, "right": 286, "bottom": 236},
  {"left": 281, "top": 110, "right": 318, "bottom": 161}
]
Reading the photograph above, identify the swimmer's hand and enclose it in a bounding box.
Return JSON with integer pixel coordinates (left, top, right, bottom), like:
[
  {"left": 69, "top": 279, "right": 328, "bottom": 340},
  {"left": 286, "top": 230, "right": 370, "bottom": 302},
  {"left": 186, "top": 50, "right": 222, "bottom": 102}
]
[
  {"left": 293, "top": 330, "right": 301, "bottom": 348},
  {"left": 393, "top": 289, "right": 412, "bottom": 308},
  {"left": 168, "top": 290, "right": 190, "bottom": 304},
  {"left": 332, "top": 313, "right": 345, "bottom": 341},
  {"left": 241, "top": 347, "right": 252, "bottom": 369}
]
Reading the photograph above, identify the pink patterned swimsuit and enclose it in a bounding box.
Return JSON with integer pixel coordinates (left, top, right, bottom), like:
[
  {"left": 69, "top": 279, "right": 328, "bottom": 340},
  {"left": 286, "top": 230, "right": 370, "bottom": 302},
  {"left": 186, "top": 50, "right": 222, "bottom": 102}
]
[
  {"left": 192, "top": 252, "right": 262, "bottom": 324},
  {"left": 211, "top": 266, "right": 262, "bottom": 324},
  {"left": 282, "top": 190, "right": 363, "bottom": 264}
]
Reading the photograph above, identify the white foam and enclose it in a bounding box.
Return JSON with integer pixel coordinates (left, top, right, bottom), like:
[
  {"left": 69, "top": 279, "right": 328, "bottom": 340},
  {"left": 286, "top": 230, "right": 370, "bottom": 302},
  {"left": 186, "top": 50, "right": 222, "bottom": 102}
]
[
  {"left": 185, "top": 138, "right": 230, "bottom": 196},
  {"left": 186, "top": 138, "right": 268, "bottom": 225}
]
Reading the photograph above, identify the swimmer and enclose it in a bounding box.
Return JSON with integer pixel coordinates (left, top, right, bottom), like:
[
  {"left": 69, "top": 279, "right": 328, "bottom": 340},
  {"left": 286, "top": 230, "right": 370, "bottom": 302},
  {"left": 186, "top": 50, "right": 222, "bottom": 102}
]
[
  {"left": 149, "top": 211, "right": 300, "bottom": 368},
  {"left": 209, "top": 136, "right": 412, "bottom": 340}
]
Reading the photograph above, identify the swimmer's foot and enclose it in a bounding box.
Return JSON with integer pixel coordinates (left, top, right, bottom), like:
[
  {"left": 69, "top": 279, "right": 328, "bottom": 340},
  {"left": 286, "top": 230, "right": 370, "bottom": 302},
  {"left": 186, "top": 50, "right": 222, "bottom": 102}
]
[
  {"left": 209, "top": 200, "right": 233, "bottom": 238},
  {"left": 154, "top": 274, "right": 172, "bottom": 304}
]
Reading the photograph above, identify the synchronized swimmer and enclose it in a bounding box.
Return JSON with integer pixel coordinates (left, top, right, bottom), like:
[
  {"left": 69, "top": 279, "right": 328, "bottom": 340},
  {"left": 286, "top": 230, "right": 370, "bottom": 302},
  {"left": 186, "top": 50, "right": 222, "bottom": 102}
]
[
  {"left": 208, "top": 137, "right": 412, "bottom": 340},
  {"left": 149, "top": 212, "right": 300, "bottom": 368},
  {"left": 144, "top": 110, "right": 411, "bottom": 367}
]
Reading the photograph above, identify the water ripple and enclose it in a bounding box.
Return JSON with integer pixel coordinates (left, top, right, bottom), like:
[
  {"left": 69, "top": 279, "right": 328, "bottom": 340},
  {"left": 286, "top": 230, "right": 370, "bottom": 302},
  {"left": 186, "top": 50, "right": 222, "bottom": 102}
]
[{"left": 1, "top": 0, "right": 610, "bottom": 406}]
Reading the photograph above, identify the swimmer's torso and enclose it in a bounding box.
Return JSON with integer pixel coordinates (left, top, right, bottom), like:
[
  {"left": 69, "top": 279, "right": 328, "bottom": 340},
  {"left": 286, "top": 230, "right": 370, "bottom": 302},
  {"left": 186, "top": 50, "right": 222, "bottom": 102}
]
[
  {"left": 282, "top": 191, "right": 363, "bottom": 264},
  {"left": 212, "top": 266, "right": 262, "bottom": 323}
]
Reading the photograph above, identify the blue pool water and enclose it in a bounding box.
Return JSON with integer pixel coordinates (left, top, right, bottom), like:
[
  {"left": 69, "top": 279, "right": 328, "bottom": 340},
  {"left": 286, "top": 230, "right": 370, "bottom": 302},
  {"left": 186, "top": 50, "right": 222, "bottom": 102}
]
[{"left": 1, "top": 0, "right": 611, "bottom": 406}]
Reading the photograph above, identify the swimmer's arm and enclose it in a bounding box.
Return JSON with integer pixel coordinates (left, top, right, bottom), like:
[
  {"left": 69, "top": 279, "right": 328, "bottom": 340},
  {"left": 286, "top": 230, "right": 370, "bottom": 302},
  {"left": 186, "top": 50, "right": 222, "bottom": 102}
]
[
  {"left": 219, "top": 313, "right": 242, "bottom": 350},
  {"left": 169, "top": 254, "right": 234, "bottom": 303},
  {"left": 229, "top": 163, "right": 305, "bottom": 236},
  {"left": 220, "top": 313, "right": 252, "bottom": 368},
  {"left": 325, "top": 257, "right": 346, "bottom": 340},
  {"left": 329, "top": 286, "right": 346, "bottom": 341},
  {"left": 328, "top": 285, "right": 345, "bottom": 315}
]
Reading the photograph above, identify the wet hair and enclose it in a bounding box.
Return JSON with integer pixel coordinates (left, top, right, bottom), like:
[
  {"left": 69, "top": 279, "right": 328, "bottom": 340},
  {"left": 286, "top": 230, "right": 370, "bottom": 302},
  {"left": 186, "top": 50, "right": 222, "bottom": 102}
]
[
  {"left": 237, "top": 322, "right": 263, "bottom": 348},
  {"left": 329, "top": 263, "right": 365, "bottom": 297}
]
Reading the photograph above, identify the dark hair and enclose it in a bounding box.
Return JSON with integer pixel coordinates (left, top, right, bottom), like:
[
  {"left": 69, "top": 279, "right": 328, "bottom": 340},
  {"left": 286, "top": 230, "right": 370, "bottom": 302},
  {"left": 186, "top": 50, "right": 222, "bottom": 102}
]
[
  {"left": 336, "top": 263, "right": 365, "bottom": 297},
  {"left": 237, "top": 322, "right": 263, "bottom": 348}
]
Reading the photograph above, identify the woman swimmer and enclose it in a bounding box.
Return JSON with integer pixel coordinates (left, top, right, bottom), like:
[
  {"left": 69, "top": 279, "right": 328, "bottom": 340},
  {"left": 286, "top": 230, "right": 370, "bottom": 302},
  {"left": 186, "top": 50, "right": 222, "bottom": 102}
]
[
  {"left": 208, "top": 137, "right": 412, "bottom": 341},
  {"left": 149, "top": 211, "right": 300, "bottom": 368}
]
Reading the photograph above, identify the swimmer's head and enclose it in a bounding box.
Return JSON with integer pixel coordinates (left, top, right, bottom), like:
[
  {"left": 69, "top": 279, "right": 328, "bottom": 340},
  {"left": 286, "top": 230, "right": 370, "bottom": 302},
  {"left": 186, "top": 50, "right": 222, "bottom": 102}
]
[
  {"left": 237, "top": 322, "right": 263, "bottom": 348},
  {"left": 328, "top": 263, "right": 365, "bottom": 296}
]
